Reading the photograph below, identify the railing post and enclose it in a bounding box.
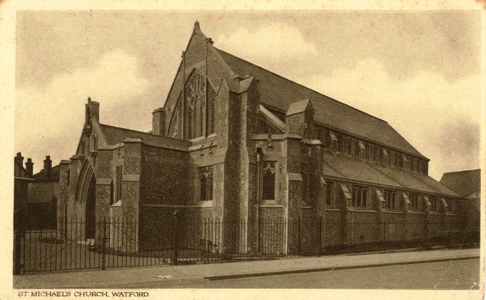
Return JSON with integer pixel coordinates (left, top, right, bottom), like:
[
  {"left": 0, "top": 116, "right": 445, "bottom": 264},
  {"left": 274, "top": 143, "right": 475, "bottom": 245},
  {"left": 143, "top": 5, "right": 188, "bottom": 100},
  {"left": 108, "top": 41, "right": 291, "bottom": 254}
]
[
  {"left": 298, "top": 218, "right": 301, "bottom": 256},
  {"left": 13, "top": 210, "right": 22, "bottom": 275},
  {"left": 317, "top": 216, "right": 322, "bottom": 257},
  {"left": 383, "top": 219, "right": 386, "bottom": 251},
  {"left": 172, "top": 210, "right": 179, "bottom": 265},
  {"left": 102, "top": 218, "right": 106, "bottom": 270}
]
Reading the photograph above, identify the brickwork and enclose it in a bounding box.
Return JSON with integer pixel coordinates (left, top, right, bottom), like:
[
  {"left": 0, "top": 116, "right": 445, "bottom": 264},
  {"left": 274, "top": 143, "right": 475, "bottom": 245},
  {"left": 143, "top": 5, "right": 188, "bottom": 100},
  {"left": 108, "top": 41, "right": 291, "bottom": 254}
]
[{"left": 140, "top": 145, "right": 188, "bottom": 206}]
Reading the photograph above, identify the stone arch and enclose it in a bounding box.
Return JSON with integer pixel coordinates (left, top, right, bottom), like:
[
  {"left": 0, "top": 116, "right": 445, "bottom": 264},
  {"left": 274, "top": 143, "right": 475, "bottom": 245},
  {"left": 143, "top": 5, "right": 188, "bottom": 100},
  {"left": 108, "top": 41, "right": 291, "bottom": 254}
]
[{"left": 75, "top": 160, "right": 97, "bottom": 239}]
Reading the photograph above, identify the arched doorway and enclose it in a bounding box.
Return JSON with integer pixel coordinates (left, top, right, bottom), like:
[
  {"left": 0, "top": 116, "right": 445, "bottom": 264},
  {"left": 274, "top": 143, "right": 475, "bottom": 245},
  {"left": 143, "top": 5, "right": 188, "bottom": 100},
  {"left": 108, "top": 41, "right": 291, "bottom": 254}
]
[
  {"left": 76, "top": 160, "right": 97, "bottom": 242},
  {"left": 85, "top": 175, "right": 96, "bottom": 240}
]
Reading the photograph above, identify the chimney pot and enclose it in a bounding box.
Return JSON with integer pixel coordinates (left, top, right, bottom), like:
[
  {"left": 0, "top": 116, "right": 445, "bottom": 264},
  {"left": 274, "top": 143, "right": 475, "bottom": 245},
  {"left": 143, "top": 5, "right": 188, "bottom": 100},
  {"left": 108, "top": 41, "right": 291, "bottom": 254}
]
[
  {"left": 15, "top": 152, "right": 24, "bottom": 165},
  {"left": 44, "top": 155, "right": 52, "bottom": 180},
  {"left": 25, "top": 158, "right": 34, "bottom": 177}
]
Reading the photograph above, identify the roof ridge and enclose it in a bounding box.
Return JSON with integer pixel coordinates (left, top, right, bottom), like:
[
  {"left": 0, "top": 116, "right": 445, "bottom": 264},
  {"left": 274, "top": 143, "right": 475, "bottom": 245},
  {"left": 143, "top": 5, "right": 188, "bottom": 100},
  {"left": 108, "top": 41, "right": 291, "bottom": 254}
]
[
  {"left": 215, "top": 48, "right": 389, "bottom": 124},
  {"left": 443, "top": 169, "right": 481, "bottom": 175},
  {"left": 99, "top": 123, "right": 152, "bottom": 135}
]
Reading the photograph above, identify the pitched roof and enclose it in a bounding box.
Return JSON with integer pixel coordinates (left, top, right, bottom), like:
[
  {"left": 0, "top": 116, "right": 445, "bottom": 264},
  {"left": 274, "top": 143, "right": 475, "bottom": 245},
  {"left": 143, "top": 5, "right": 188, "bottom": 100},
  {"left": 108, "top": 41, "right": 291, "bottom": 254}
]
[
  {"left": 322, "top": 152, "right": 459, "bottom": 196},
  {"left": 98, "top": 124, "right": 190, "bottom": 150},
  {"left": 99, "top": 124, "right": 163, "bottom": 145},
  {"left": 215, "top": 48, "right": 426, "bottom": 159},
  {"left": 322, "top": 152, "right": 401, "bottom": 188},
  {"left": 33, "top": 164, "right": 60, "bottom": 182},
  {"left": 440, "top": 169, "right": 481, "bottom": 197}
]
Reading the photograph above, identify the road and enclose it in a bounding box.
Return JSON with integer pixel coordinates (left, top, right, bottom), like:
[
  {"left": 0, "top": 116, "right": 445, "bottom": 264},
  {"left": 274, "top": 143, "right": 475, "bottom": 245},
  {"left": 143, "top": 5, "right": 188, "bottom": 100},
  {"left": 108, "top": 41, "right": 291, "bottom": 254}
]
[{"left": 117, "top": 258, "right": 480, "bottom": 289}]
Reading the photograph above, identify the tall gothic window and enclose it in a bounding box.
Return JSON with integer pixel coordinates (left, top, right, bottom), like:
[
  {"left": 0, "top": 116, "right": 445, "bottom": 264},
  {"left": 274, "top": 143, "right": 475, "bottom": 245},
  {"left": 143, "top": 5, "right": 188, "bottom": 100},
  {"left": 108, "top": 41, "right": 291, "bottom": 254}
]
[
  {"left": 199, "top": 166, "right": 213, "bottom": 201},
  {"left": 262, "top": 162, "right": 276, "bottom": 200},
  {"left": 185, "top": 72, "right": 204, "bottom": 139},
  {"left": 110, "top": 181, "right": 114, "bottom": 205},
  {"left": 207, "top": 86, "right": 216, "bottom": 135},
  {"left": 116, "top": 166, "right": 123, "bottom": 201},
  {"left": 179, "top": 70, "right": 218, "bottom": 140}
]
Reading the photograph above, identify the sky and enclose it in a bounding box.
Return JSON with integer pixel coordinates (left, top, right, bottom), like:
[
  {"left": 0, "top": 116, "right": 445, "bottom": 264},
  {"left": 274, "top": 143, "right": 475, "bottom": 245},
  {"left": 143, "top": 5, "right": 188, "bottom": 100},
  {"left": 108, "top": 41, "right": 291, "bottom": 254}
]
[{"left": 14, "top": 10, "right": 481, "bottom": 181}]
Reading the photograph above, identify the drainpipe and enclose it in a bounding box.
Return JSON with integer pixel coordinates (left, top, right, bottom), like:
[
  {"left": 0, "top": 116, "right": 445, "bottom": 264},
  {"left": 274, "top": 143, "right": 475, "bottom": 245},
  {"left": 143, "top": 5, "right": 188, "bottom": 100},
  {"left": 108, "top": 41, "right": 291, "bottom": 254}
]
[{"left": 255, "top": 147, "right": 263, "bottom": 253}]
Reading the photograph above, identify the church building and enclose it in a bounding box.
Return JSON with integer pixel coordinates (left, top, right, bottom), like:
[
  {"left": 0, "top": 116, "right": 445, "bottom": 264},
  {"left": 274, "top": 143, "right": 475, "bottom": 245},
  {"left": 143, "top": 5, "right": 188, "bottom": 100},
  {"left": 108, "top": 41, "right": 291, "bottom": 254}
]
[{"left": 57, "top": 22, "right": 463, "bottom": 254}]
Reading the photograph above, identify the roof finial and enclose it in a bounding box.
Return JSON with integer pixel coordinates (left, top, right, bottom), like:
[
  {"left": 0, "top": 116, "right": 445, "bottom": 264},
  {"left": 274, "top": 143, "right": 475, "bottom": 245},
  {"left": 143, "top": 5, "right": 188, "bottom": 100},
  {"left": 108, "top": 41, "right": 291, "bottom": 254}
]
[
  {"left": 194, "top": 20, "right": 200, "bottom": 31},
  {"left": 88, "top": 96, "right": 91, "bottom": 102}
]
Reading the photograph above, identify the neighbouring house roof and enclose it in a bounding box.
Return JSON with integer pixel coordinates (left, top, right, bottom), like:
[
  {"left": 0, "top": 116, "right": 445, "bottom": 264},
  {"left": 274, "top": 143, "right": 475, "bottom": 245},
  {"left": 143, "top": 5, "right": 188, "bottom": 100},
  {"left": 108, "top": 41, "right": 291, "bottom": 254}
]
[
  {"left": 33, "top": 165, "right": 60, "bottom": 182},
  {"left": 440, "top": 169, "right": 481, "bottom": 197},
  {"left": 322, "top": 152, "right": 459, "bottom": 196},
  {"left": 215, "top": 48, "right": 426, "bottom": 159}
]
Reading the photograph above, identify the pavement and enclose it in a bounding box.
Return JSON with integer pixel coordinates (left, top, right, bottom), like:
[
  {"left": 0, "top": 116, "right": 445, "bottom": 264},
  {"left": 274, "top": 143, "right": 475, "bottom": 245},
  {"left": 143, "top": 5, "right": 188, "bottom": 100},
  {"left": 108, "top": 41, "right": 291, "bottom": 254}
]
[{"left": 13, "top": 248, "right": 480, "bottom": 289}]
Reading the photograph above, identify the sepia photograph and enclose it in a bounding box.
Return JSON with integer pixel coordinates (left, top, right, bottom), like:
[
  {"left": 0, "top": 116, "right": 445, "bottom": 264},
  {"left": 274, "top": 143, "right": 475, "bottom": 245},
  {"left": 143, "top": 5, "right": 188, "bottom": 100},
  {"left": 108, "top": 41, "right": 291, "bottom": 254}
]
[{"left": 5, "top": 4, "right": 483, "bottom": 298}]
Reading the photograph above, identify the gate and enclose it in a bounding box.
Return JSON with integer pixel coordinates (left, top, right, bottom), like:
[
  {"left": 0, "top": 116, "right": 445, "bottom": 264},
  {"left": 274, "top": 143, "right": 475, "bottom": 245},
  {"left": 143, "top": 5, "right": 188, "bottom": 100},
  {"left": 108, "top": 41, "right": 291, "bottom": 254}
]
[
  {"left": 20, "top": 219, "right": 103, "bottom": 273},
  {"left": 17, "top": 218, "right": 171, "bottom": 274}
]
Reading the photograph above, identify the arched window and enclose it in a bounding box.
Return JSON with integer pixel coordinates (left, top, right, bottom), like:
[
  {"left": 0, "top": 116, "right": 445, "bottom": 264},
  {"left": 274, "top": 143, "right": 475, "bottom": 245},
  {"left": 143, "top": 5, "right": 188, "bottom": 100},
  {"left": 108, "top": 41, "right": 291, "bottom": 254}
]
[
  {"left": 110, "top": 181, "right": 114, "bottom": 205},
  {"left": 199, "top": 166, "right": 213, "bottom": 201},
  {"left": 116, "top": 166, "right": 123, "bottom": 201},
  {"left": 262, "top": 162, "right": 276, "bottom": 200},
  {"left": 207, "top": 86, "right": 217, "bottom": 135},
  {"left": 182, "top": 70, "right": 217, "bottom": 140}
]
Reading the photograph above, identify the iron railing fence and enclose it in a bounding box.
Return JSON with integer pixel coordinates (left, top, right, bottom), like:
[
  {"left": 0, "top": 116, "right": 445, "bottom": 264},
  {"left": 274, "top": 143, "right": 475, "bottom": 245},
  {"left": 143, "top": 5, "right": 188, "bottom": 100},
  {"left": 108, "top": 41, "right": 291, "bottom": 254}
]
[
  {"left": 14, "top": 216, "right": 480, "bottom": 274},
  {"left": 18, "top": 218, "right": 171, "bottom": 274}
]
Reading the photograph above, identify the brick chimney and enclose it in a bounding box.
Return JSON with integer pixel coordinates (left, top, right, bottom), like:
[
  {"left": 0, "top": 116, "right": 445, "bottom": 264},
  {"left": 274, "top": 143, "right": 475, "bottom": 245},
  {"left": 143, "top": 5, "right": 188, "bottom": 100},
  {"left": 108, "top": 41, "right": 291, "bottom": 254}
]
[
  {"left": 15, "top": 152, "right": 24, "bottom": 166},
  {"left": 44, "top": 155, "right": 52, "bottom": 180},
  {"left": 25, "top": 158, "right": 33, "bottom": 177},
  {"left": 15, "top": 152, "right": 24, "bottom": 177},
  {"left": 152, "top": 107, "right": 166, "bottom": 136}
]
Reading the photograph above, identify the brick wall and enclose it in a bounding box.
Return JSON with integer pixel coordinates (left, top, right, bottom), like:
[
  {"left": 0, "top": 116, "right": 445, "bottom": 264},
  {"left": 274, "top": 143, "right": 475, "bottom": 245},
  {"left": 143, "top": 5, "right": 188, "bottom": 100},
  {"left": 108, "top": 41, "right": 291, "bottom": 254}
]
[{"left": 139, "top": 145, "right": 188, "bottom": 205}]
